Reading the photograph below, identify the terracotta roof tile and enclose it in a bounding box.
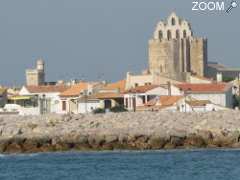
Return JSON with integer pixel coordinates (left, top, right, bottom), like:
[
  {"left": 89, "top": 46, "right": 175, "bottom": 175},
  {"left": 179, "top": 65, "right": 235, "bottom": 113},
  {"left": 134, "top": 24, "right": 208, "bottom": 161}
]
[
  {"left": 103, "top": 79, "right": 126, "bottom": 93},
  {"left": 146, "top": 96, "right": 183, "bottom": 107},
  {"left": 175, "top": 83, "right": 231, "bottom": 93},
  {"left": 26, "top": 85, "right": 69, "bottom": 93},
  {"left": 186, "top": 100, "right": 211, "bottom": 107},
  {"left": 60, "top": 82, "right": 88, "bottom": 97},
  {"left": 125, "top": 85, "right": 159, "bottom": 94},
  {"left": 86, "top": 92, "right": 123, "bottom": 100}
]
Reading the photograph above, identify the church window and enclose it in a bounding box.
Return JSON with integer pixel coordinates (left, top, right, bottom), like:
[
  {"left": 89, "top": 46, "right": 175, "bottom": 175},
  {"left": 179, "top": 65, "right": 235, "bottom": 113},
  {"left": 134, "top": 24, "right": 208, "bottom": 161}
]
[
  {"left": 172, "top": 18, "right": 176, "bottom": 26},
  {"left": 167, "top": 30, "right": 172, "bottom": 40},
  {"left": 160, "top": 65, "right": 163, "bottom": 73},
  {"left": 159, "top": 30, "right": 163, "bottom": 39},
  {"left": 183, "top": 30, "right": 187, "bottom": 38},
  {"left": 176, "top": 30, "right": 180, "bottom": 39}
]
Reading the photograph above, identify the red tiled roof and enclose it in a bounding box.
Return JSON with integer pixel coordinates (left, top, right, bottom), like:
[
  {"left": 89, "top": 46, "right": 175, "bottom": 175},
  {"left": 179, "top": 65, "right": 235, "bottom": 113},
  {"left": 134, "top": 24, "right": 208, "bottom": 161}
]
[
  {"left": 26, "top": 85, "right": 69, "bottom": 93},
  {"left": 146, "top": 96, "right": 183, "bottom": 107},
  {"left": 174, "top": 83, "right": 231, "bottom": 93},
  {"left": 125, "top": 85, "right": 159, "bottom": 94},
  {"left": 186, "top": 100, "right": 211, "bottom": 107},
  {"left": 60, "top": 82, "right": 88, "bottom": 97},
  {"left": 87, "top": 92, "right": 124, "bottom": 100},
  {"left": 102, "top": 79, "right": 126, "bottom": 93}
]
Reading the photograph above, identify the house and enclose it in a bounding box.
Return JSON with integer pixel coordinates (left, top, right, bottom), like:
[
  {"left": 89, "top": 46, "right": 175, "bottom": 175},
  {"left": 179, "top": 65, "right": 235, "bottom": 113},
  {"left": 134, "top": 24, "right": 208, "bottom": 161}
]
[
  {"left": 142, "top": 95, "right": 185, "bottom": 112},
  {"left": 94, "top": 79, "right": 126, "bottom": 110},
  {"left": 125, "top": 72, "right": 181, "bottom": 90},
  {"left": 59, "top": 82, "right": 103, "bottom": 114},
  {"left": 123, "top": 84, "right": 180, "bottom": 111},
  {"left": 19, "top": 85, "right": 69, "bottom": 114},
  {"left": 142, "top": 95, "right": 228, "bottom": 112},
  {"left": 60, "top": 79, "right": 127, "bottom": 114},
  {"left": 174, "top": 83, "right": 233, "bottom": 108},
  {"left": 77, "top": 92, "right": 124, "bottom": 113},
  {"left": 184, "top": 99, "right": 228, "bottom": 112},
  {"left": 0, "top": 88, "right": 7, "bottom": 108}
]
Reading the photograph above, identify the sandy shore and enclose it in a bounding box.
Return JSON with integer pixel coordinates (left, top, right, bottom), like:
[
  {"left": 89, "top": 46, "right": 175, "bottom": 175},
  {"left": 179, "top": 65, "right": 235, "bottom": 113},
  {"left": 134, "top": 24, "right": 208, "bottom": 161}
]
[{"left": 1, "top": 111, "right": 240, "bottom": 153}]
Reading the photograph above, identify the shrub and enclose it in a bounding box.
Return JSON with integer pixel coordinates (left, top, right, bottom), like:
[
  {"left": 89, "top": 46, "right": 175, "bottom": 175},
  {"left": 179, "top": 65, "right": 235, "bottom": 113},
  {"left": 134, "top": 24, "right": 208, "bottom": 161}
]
[
  {"left": 93, "top": 108, "right": 105, "bottom": 114},
  {"left": 110, "top": 106, "right": 127, "bottom": 113}
]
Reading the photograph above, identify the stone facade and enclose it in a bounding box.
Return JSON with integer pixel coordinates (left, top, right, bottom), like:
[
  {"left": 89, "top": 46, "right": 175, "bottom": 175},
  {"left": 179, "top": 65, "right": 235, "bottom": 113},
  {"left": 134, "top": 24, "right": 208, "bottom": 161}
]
[
  {"left": 148, "top": 12, "right": 208, "bottom": 81},
  {"left": 26, "top": 59, "right": 45, "bottom": 86}
]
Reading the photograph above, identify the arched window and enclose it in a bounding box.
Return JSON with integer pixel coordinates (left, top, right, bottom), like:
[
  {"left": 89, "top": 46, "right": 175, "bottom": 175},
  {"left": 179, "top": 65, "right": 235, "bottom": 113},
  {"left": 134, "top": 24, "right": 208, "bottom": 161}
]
[
  {"left": 176, "top": 30, "right": 180, "bottom": 39},
  {"left": 167, "top": 30, "right": 172, "bottom": 40},
  {"left": 183, "top": 30, "right": 187, "bottom": 38},
  {"left": 160, "top": 65, "right": 163, "bottom": 73},
  {"left": 159, "top": 30, "right": 163, "bottom": 39},
  {"left": 172, "top": 18, "right": 176, "bottom": 26}
]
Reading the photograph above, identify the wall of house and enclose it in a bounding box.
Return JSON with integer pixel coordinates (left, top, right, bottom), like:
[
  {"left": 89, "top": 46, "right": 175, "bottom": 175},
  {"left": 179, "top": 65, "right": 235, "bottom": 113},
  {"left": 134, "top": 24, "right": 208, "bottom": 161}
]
[
  {"left": 188, "top": 93, "right": 228, "bottom": 108},
  {"left": 146, "top": 87, "right": 169, "bottom": 96},
  {"left": 3, "top": 104, "right": 40, "bottom": 115},
  {"left": 126, "top": 73, "right": 154, "bottom": 90},
  {"left": 189, "top": 76, "right": 212, "bottom": 84},
  {"left": 78, "top": 101, "right": 101, "bottom": 113}
]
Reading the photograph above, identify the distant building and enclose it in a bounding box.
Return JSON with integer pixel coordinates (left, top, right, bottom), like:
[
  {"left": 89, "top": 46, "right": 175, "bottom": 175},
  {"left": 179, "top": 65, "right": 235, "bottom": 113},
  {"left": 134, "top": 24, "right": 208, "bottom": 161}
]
[
  {"left": 59, "top": 82, "right": 103, "bottom": 114},
  {"left": 206, "top": 62, "right": 240, "bottom": 80},
  {"left": 148, "top": 12, "right": 208, "bottom": 81},
  {"left": 26, "top": 59, "right": 45, "bottom": 86}
]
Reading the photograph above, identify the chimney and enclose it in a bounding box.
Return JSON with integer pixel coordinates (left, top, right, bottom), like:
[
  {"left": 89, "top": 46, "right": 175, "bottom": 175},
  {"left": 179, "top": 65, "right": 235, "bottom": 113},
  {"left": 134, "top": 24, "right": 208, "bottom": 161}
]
[{"left": 216, "top": 72, "right": 223, "bottom": 83}]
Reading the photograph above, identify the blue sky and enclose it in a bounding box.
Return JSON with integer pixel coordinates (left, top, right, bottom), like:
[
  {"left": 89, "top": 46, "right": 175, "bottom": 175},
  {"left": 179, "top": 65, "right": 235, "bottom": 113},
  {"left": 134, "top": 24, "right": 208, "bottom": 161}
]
[{"left": 0, "top": 0, "right": 239, "bottom": 86}]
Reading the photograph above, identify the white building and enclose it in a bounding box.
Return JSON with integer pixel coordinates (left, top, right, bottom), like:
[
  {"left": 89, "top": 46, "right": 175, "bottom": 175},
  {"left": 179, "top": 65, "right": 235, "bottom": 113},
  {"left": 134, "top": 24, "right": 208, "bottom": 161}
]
[
  {"left": 19, "top": 85, "right": 69, "bottom": 114},
  {"left": 124, "top": 84, "right": 179, "bottom": 111},
  {"left": 174, "top": 83, "right": 233, "bottom": 108},
  {"left": 124, "top": 83, "right": 232, "bottom": 112}
]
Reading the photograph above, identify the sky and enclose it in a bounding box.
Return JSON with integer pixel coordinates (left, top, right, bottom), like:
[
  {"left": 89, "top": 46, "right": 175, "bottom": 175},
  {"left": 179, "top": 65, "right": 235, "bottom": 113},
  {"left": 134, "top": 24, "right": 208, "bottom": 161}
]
[{"left": 0, "top": 0, "right": 239, "bottom": 86}]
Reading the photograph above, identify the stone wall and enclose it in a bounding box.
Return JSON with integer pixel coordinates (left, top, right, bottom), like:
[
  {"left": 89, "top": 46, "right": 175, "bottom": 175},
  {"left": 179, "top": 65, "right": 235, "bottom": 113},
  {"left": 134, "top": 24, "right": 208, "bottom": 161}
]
[
  {"left": 190, "top": 38, "right": 208, "bottom": 76},
  {"left": 1, "top": 111, "right": 240, "bottom": 153}
]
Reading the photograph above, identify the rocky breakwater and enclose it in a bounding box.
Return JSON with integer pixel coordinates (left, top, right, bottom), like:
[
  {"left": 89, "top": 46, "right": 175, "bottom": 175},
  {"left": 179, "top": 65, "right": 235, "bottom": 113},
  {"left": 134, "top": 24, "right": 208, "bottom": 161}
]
[{"left": 1, "top": 111, "right": 240, "bottom": 153}]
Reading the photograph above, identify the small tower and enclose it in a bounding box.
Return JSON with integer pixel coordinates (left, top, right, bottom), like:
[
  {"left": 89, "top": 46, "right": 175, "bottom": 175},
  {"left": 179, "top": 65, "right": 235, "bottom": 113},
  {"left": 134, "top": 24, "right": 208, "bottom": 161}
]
[
  {"left": 26, "top": 58, "right": 46, "bottom": 86},
  {"left": 37, "top": 59, "right": 44, "bottom": 72}
]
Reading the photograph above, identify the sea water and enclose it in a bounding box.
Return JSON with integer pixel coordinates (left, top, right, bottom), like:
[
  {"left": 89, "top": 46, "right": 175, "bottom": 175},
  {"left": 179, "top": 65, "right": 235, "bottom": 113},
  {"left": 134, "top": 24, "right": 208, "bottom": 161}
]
[{"left": 0, "top": 149, "right": 240, "bottom": 180}]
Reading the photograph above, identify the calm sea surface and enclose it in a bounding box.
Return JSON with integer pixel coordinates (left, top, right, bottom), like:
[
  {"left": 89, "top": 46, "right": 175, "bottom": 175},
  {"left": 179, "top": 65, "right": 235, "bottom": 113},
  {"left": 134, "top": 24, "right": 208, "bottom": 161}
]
[{"left": 0, "top": 149, "right": 240, "bottom": 180}]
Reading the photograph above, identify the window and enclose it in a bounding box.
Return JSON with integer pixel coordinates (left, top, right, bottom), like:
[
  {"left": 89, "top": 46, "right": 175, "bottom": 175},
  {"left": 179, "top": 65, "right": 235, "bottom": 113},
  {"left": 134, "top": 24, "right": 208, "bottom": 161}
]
[
  {"left": 183, "top": 30, "right": 187, "bottom": 38},
  {"left": 167, "top": 30, "right": 172, "bottom": 40},
  {"left": 62, "top": 101, "right": 66, "bottom": 111},
  {"left": 172, "top": 18, "right": 176, "bottom": 26},
  {"left": 176, "top": 30, "right": 180, "bottom": 39},
  {"left": 135, "top": 83, "right": 139, "bottom": 87},
  {"left": 159, "top": 30, "right": 163, "bottom": 39},
  {"left": 160, "top": 65, "right": 163, "bottom": 73},
  {"left": 143, "top": 96, "right": 146, "bottom": 104}
]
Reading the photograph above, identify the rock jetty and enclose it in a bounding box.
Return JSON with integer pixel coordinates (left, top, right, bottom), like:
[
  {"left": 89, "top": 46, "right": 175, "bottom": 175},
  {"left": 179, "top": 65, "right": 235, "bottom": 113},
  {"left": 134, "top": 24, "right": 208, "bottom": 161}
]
[{"left": 1, "top": 111, "right": 240, "bottom": 153}]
